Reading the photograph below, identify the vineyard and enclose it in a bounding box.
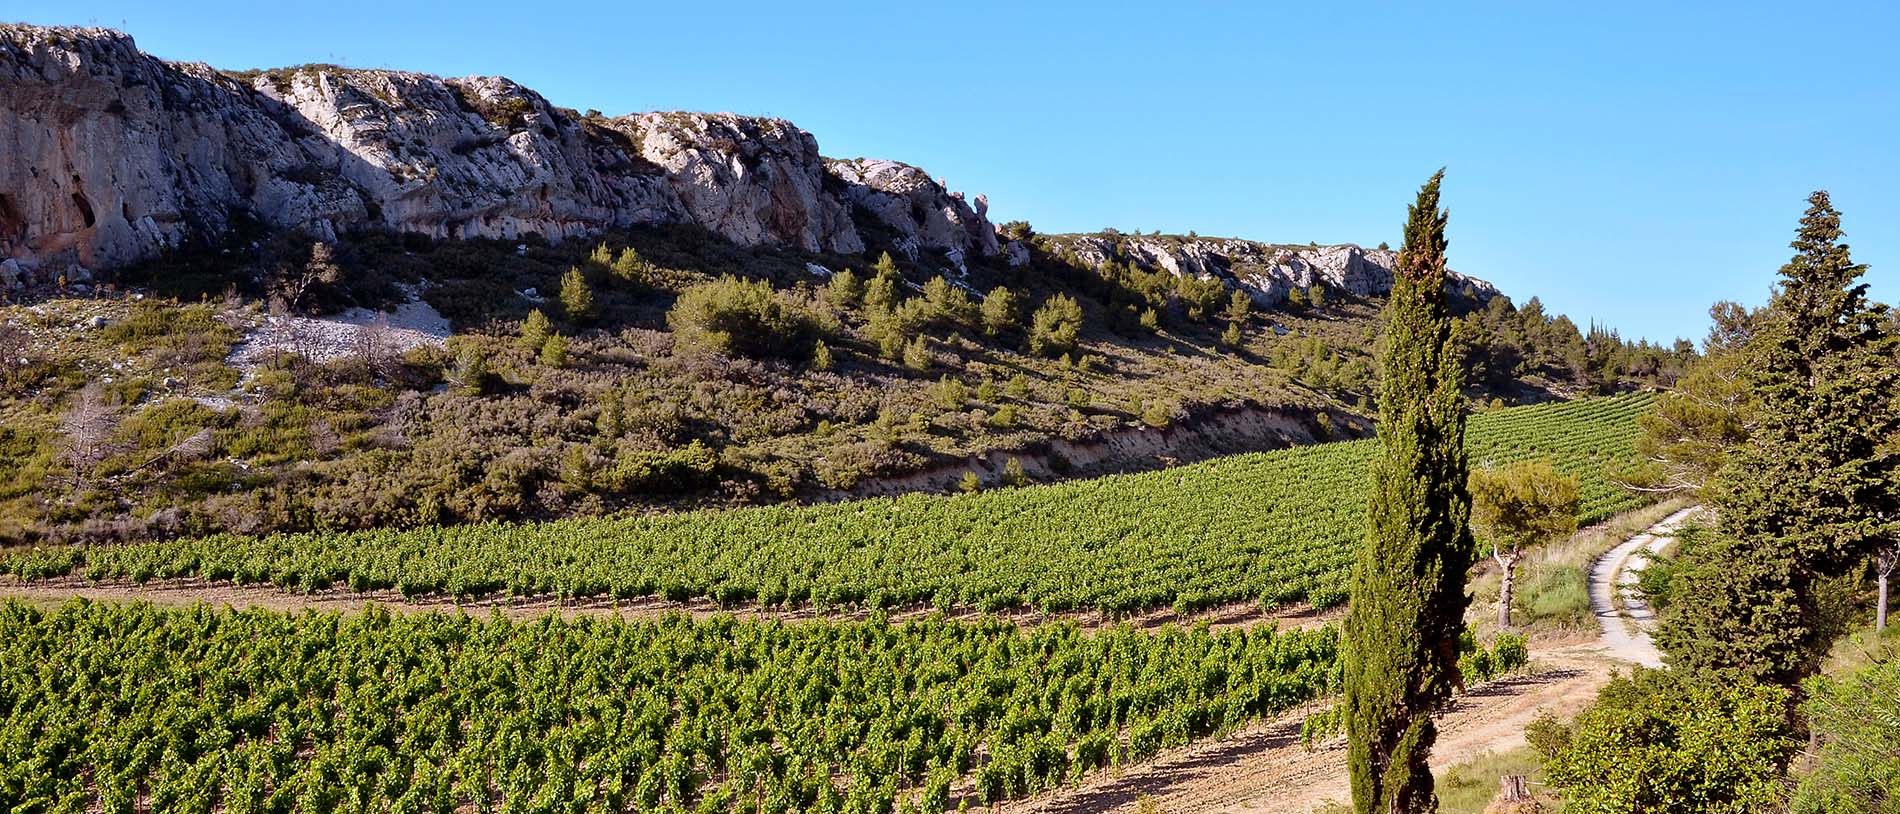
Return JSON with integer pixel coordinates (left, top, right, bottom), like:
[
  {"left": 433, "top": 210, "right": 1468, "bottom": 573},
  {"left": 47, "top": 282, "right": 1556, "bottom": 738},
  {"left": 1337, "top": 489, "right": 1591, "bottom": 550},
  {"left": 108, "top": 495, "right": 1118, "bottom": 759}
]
[
  {"left": 0, "top": 600, "right": 1338, "bottom": 814},
  {"left": 1, "top": 394, "right": 1654, "bottom": 615}
]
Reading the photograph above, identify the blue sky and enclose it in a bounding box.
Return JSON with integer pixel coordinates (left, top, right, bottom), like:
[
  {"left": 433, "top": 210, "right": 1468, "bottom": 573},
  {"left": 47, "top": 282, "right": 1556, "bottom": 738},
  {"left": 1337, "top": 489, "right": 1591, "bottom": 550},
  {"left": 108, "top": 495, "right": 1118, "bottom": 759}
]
[{"left": 16, "top": 1, "right": 1898, "bottom": 343}]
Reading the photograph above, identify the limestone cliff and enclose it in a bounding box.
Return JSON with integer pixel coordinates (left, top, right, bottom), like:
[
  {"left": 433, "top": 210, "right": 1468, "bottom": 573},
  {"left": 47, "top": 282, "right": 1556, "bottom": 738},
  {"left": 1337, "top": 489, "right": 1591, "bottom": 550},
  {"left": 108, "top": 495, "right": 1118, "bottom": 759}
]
[
  {"left": 0, "top": 25, "right": 992, "bottom": 282},
  {"left": 1043, "top": 233, "right": 1500, "bottom": 306}
]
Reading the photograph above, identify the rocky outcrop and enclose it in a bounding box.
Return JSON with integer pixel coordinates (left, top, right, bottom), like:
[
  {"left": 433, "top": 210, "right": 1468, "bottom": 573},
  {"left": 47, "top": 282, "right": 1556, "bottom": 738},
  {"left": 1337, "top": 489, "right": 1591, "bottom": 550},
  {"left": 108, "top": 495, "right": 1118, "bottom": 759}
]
[
  {"left": 0, "top": 25, "right": 995, "bottom": 282},
  {"left": 826, "top": 158, "right": 997, "bottom": 269},
  {"left": 631, "top": 113, "right": 861, "bottom": 254},
  {"left": 1046, "top": 233, "right": 1499, "bottom": 306}
]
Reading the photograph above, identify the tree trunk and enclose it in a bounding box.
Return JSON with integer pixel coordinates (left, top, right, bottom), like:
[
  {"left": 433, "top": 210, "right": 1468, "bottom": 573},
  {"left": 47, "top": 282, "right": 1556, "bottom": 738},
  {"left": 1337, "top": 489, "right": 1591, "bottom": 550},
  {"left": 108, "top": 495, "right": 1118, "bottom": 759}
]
[
  {"left": 1496, "top": 546, "right": 1523, "bottom": 630},
  {"left": 1497, "top": 775, "right": 1531, "bottom": 801},
  {"left": 1877, "top": 546, "right": 1895, "bottom": 632}
]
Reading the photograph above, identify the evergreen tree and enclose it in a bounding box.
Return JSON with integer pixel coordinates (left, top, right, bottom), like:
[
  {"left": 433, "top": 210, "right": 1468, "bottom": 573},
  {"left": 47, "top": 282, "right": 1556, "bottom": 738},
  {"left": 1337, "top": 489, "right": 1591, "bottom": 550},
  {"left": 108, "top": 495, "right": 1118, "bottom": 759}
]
[
  {"left": 560, "top": 267, "right": 596, "bottom": 323},
  {"left": 1222, "top": 289, "right": 1252, "bottom": 324},
  {"left": 828, "top": 269, "right": 864, "bottom": 308},
  {"left": 610, "top": 247, "right": 651, "bottom": 286},
  {"left": 518, "top": 309, "right": 553, "bottom": 352},
  {"left": 1029, "top": 294, "right": 1084, "bottom": 357},
  {"left": 1656, "top": 191, "right": 1900, "bottom": 688},
  {"left": 538, "top": 332, "right": 568, "bottom": 368},
  {"left": 1343, "top": 170, "right": 1474, "bottom": 814},
  {"left": 981, "top": 287, "right": 1019, "bottom": 337}
]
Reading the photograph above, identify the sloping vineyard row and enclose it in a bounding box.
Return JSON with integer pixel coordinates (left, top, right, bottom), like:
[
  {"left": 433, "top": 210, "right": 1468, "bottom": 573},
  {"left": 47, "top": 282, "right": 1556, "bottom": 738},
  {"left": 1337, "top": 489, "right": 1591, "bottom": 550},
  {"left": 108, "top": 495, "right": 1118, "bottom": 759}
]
[
  {"left": 1, "top": 394, "right": 1654, "bottom": 614},
  {"left": 0, "top": 600, "right": 1335, "bottom": 814}
]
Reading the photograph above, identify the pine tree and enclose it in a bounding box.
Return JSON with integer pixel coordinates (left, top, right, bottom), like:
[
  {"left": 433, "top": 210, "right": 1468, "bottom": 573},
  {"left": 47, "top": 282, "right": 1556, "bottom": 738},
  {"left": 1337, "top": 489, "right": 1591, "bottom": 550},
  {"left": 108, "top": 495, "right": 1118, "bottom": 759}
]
[
  {"left": 1343, "top": 170, "right": 1474, "bottom": 814},
  {"left": 518, "top": 309, "right": 553, "bottom": 352},
  {"left": 560, "top": 267, "right": 596, "bottom": 323},
  {"left": 538, "top": 332, "right": 568, "bottom": 367},
  {"left": 1656, "top": 191, "right": 1900, "bottom": 688},
  {"left": 981, "top": 287, "right": 1019, "bottom": 337}
]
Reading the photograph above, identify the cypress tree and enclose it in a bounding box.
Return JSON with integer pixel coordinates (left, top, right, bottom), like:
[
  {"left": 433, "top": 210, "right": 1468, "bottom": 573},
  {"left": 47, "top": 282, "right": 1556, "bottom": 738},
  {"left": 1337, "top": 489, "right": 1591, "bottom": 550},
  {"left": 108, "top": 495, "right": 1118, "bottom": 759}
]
[
  {"left": 1656, "top": 191, "right": 1900, "bottom": 688},
  {"left": 1343, "top": 170, "right": 1475, "bottom": 814}
]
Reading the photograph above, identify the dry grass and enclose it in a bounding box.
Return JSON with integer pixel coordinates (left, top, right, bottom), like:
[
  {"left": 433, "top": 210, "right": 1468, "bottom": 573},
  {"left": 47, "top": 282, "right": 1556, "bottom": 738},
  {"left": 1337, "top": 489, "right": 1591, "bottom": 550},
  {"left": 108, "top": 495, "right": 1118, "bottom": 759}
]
[
  {"left": 1436, "top": 746, "right": 1558, "bottom": 814},
  {"left": 1466, "top": 498, "right": 1691, "bottom": 638}
]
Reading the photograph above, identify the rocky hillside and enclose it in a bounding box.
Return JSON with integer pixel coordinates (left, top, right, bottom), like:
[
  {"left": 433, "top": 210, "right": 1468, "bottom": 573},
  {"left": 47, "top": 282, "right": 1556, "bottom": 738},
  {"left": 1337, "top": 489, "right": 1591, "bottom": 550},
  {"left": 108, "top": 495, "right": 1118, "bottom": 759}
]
[
  {"left": 2, "top": 24, "right": 1495, "bottom": 312},
  {"left": 0, "top": 25, "right": 994, "bottom": 287},
  {"left": 1042, "top": 233, "right": 1498, "bottom": 307}
]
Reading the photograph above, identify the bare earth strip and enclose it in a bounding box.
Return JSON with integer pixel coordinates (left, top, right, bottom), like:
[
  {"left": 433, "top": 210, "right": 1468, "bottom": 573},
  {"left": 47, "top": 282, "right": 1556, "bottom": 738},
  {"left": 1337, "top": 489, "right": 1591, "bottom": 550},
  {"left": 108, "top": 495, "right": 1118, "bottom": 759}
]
[{"left": 0, "top": 575, "right": 1340, "bottom": 631}]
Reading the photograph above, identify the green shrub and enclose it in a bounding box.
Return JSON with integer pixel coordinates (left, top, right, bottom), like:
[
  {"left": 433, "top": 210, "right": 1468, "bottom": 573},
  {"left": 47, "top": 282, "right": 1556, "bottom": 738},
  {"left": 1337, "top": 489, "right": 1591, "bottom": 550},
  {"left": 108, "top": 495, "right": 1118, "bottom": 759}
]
[
  {"left": 827, "top": 269, "right": 863, "bottom": 308},
  {"left": 667, "top": 276, "right": 828, "bottom": 360},
  {"left": 1029, "top": 295, "right": 1083, "bottom": 357},
  {"left": 518, "top": 309, "right": 553, "bottom": 351},
  {"left": 1794, "top": 649, "right": 1900, "bottom": 813},
  {"left": 1544, "top": 670, "right": 1796, "bottom": 814},
  {"left": 922, "top": 277, "right": 974, "bottom": 327},
  {"left": 981, "top": 287, "right": 1019, "bottom": 336},
  {"left": 559, "top": 267, "right": 595, "bottom": 322},
  {"left": 596, "top": 441, "right": 718, "bottom": 495},
  {"left": 902, "top": 336, "right": 932, "bottom": 372},
  {"left": 538, "top": 333, "right": 568, "bottom": 368}
]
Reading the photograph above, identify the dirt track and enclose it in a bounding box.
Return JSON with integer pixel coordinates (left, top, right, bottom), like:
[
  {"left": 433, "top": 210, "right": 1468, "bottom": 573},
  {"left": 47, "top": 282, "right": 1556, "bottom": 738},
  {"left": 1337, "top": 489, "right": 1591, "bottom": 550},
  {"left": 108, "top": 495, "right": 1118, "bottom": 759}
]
[
  {"left": 1001, "top": 508, "right": 1694, "bottom": 814},
  {"left": 1001, "top": 639, "right": 1615, "bottom": 814}
]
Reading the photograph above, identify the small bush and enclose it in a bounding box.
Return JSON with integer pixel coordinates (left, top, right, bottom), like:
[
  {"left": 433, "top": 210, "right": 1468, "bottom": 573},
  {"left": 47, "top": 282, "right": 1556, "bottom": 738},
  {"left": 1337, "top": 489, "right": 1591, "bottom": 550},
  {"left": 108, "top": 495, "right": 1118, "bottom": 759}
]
[
  {"left": 1029, "top": 294, "right": 1083, "bottom": 357},
  {"left": 667, "top": 276, "right": 829, "bottom": 360},
  {"left": 559, "top": 267, "right": 595, "bottom": 322}
]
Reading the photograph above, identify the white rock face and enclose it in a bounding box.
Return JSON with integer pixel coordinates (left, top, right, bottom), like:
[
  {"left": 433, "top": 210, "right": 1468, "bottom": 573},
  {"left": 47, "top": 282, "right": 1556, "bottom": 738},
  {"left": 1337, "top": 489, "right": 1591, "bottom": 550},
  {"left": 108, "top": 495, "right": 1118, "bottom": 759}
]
[
  {"left": 0, "top": 25, "right": 996, "bottom": 279},
  {"left": 629, "top": 112, "right": 862, "bottom": 254},
  {"left": 1048, "top": 234, "right": 1498, "bottom": 305},
  {"left": 826, "top": 158, "right": 999, "bottom": 261}
]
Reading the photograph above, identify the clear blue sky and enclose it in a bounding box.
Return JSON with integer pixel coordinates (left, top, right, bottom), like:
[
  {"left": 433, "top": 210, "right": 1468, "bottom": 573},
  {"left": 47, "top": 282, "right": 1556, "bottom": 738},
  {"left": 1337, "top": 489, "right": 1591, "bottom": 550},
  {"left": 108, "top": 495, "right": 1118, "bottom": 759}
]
[{"left": 15, "top": 1, "right": 1898, "bottom": 344}]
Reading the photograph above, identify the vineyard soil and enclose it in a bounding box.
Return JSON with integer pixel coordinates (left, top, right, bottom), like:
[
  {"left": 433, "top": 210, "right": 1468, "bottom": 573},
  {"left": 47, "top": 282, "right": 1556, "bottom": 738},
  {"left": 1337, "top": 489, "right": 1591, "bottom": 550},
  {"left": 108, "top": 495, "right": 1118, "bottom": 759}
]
[{"left": 999, "top": 505, "right": 1689, "bottom": 814}]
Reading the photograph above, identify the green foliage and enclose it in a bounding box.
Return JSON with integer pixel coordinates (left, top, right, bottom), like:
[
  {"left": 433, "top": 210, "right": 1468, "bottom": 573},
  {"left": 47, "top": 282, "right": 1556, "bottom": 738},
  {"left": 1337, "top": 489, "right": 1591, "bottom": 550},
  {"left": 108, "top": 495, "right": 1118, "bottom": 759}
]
[
  {"left": 930, "top": 376, "right": 967, "bottom": 411},
  {"left": 1223, "top": 289, "right": 1253, "bottom": 324},
  {"left": 609, "top": 246, "right": 653, "bottom": 286},
  {"left": 668, "top": 276, "right": 829, "bottom": 360},
  {"left": 958, "top": 472, "right": 981, "bottom": 494},
  {"left": 559, "top": 266, "right": 595, "bottom": 322},
  {"left": 1469, "top": 460, "right": 1581, "bottom": 553},
  {"left": 864, "top": 266, "right": 901, "bottom": 314},
  {"left": 1002, "top": 458, "right": 1028, "bottom": 487},
  {"left": 922, "top": 277, "right": 975, "bottom": 328},
  {"left": 517, "top": 308, "right": 553, "bottom": 351},
  {"left": 449, "top": 343, "right": 490, "bottom": 396},
  {"left": 538, "top": 332, "right": 568, "bottom": 368},
  {"left": 1029, "top": 294, "right": 1084, "bottom": 357},
  {"left": 0, "top": 600, "right": 1338, "bottom": 814},
  {"left": 981, "top": 287, "right": 1020, "bottom": 336},
  {"left": 1, "top": 396, "right": 1650, "bottom": 615},
  {"left": 1542, "top": 670, "right": 1796, "bottom": 814},
  {"left": 1006, "top": 374, "right": 1031, "bottom": 401},
  {"left": 811, "top": 339, "right": 834, "bottom": 372},
  {"left": 594, "top": 441, "right": 719, "bottom": 495},
  {"left": 828, "top": 269, "right": 864, "bottom": 308},
  {"left": 1627, "top": 301, "right": 1757, "bottom": 494},
  {"left": 902, "top": 336, "right": 932, "bottom": 372},
  {"left": 1344, "top": 170, "right": 1473, "bottom": 814},
  {"left": 1308, "top": 285, "right": 1329, "bottom": 309},
  {"left": 872, "top": 251, "right": 899, "bottom": 278},
  {"left": 1220, "top": 322, "right": 1243, "bottom": 349},
  {"left": 1657, "top": 191, "right": 1900, "bottom": 689},
  {"left": 1794, "top": 649, "right": 1900, "bottom": 813}
]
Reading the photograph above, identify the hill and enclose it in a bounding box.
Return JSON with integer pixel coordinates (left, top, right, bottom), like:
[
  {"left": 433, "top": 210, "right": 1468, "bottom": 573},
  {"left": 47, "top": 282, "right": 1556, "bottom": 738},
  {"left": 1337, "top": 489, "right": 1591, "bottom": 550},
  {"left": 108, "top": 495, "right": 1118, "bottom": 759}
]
[{"left": 0, "top": 25, "right": 1689, "bottom": 546}]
